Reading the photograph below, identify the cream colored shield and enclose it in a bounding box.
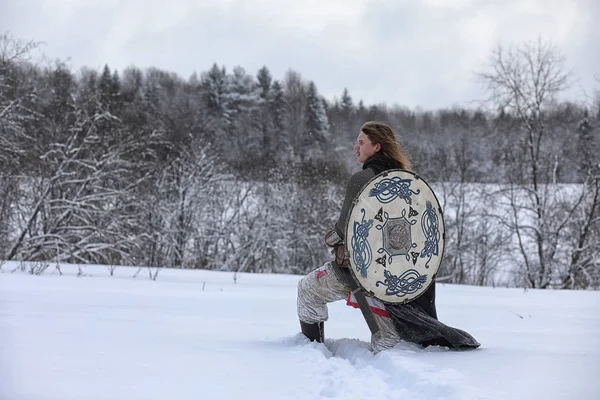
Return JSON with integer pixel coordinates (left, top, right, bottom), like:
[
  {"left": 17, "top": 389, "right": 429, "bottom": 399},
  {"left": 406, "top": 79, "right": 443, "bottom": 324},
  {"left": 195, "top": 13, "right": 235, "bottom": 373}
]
[{"left": 345, "top": 169, "right": 444, "bottom": 304}]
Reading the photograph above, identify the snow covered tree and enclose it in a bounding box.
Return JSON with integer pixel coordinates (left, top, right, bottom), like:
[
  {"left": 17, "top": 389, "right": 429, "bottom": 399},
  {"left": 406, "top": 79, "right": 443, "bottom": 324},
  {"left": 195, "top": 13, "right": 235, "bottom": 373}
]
[
  {"left": 477, "top": 38, "right": 592, "bottom": 288},
  {"left": 98, "top": 65, "right": 122, "bottom": 111},
  {"left": 561, "top": 167, "right": 600, "bottom": 289},
  {"left": 7, "top": 107, "right": 138, "bottom": 263},
  {"left": 283, "top": 70, "right": 307, "bottom": 160},
  {"left": 558, "top": 105, "right": 600, "bottom": 289},
  {"left": 269, "top": 80, "right": 288, "bottom": 163},
  {"left": 340, "top": 88, "right": 353, "bottom": 117},
  {"left": 303, "top": 81, "right": 330, "bottom": 157},
  {"left": 0, "top": 34, "right": 41, "bottom": 259},
  {"left": 254, "top": 66, "right": 281, "bottom": 173},
  {"left": 335, "top": 87, "right": 356, "bottom": 143},
  {"left": 200, "top": 63, "right": 230, "bottom": 153},
  {"left": 256, "top": 65, "right": 272, "bottom": 158}
]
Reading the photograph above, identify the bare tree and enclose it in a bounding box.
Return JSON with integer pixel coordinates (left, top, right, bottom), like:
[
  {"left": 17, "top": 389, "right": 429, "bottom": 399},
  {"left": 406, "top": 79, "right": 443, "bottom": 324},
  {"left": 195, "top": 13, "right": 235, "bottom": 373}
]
[
  {"left": 477, "top": 38, "right": 599, "bottom": 288},
  {"left": 560, "top": 79, "right": 600, "bottom": 289},
  {"left": 6, "top": 109, "right": 146, "bottom": 264},
  {"left": 561, "top": 169, "right": 600, "bottom": 289},
  {"left": 0, "top": 34, "right": 42, "bottom": 259}
]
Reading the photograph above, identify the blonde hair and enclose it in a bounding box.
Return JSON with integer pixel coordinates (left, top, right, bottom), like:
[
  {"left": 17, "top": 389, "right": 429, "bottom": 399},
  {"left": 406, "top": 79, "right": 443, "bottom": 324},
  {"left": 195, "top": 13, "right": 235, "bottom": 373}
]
[{"left": 360, "top": 121, "right": 412, "bottom": 171}]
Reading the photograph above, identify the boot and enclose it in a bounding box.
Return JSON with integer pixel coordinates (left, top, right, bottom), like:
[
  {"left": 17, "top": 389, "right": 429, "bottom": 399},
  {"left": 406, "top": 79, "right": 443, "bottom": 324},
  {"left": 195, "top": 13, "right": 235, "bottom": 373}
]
[{"left": 300, "top": 321, "right": 324, "bottom": 343}]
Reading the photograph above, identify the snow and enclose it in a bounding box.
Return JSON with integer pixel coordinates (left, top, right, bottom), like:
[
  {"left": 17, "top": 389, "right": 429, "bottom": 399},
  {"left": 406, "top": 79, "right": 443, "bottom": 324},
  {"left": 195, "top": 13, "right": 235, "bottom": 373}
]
[{"left": 1, "top": 263, "right": 599, "bottom": 400}]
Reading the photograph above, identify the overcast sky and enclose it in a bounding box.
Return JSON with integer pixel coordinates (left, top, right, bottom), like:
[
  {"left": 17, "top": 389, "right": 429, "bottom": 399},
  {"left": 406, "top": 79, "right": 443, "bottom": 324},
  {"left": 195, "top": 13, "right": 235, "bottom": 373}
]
[{"left": 2, "top": 0, "right": 598, "bottom": 109}]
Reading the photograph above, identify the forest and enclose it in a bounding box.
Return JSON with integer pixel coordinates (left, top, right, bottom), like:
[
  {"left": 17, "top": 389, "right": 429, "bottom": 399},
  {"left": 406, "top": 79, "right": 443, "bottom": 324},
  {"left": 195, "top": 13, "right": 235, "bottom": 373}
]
[{"left": 1, "top": 34, "right": 598, "bottom": 289}]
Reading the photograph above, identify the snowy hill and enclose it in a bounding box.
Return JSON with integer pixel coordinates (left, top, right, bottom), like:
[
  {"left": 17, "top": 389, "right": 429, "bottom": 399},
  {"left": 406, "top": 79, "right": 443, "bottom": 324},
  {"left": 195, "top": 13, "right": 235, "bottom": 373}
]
[{"left": 1, "top": 262, "right": 599, "bottom": 400}]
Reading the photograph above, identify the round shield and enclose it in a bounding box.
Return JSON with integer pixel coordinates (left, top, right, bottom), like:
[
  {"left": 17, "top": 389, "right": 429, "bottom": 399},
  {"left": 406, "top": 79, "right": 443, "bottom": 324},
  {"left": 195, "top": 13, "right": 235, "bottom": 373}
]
[{"left": 345, "top": 169, "right": 445, "bottom": 304}]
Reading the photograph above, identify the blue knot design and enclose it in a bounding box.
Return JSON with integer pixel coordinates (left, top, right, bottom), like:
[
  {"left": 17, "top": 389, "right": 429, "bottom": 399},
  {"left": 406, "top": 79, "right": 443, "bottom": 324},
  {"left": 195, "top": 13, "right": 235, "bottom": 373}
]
[
  {"left": 376, "top": 269, "right": 428, "bottom": 297},
  {"left": 420, "top": 201, "right": 440, "bottom": 268},
  {"left": 369, "top": 177, "right": 420, "bottom": 204},
  {"left": 351, "top": 209, "right": 373, "bottom": 278}
]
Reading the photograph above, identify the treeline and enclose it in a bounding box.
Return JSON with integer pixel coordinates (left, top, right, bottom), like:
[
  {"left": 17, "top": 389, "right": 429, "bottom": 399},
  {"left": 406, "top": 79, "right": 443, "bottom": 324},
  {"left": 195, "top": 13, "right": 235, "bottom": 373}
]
[{"left": 1, "top": 34, "right": 598, "bottom": 288}]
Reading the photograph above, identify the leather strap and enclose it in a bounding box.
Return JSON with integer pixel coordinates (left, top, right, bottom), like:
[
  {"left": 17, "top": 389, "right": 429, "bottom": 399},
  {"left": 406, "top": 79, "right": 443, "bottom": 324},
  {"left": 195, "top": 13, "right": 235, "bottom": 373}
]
[{"left": 332, "top": 260, "right": 380, "bottom": 336}]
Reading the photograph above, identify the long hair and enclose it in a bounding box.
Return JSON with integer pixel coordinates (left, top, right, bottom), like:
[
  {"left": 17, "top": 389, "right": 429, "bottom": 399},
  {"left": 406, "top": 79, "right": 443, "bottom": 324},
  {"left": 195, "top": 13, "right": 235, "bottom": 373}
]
[{"left": 360, "top": 121, "right": 412, "bottom": 171}]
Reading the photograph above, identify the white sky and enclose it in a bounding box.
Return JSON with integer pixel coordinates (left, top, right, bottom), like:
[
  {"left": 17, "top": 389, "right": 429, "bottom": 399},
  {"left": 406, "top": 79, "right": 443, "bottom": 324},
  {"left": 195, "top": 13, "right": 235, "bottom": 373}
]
[{"left": 2, "top": 0, "right": 598, "bottom": 109}]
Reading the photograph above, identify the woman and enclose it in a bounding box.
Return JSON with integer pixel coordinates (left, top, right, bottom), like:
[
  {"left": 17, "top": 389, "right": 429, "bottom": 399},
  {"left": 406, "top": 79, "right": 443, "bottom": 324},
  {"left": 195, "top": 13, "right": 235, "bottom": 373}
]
[{"left": 296, "top": 121, "right": 480, "bottom": 353}]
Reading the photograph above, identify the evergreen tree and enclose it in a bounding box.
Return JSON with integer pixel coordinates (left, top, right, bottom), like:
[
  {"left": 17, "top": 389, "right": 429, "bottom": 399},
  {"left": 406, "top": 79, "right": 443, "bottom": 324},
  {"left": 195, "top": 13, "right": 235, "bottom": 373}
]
[
  {"left": 340, "top": 88, "right": 353, "bottom": 119},
  {"left": 270, "top": 80, "right": 286, "bottom": 138},
  {"left": 201, "top": 63, "right": 228, "bottom": 116},
  {"left": 304, "top": 81, "right": 330, "bottom": 157},
  {"left": 255, "top": 66, "right": 274, "bottom": 171},
  {"left": 256, "top": 66, "right": 271, "bottom": 100},
  {"left": 224, "top": 66, "right": 261, "bottom": 170}
]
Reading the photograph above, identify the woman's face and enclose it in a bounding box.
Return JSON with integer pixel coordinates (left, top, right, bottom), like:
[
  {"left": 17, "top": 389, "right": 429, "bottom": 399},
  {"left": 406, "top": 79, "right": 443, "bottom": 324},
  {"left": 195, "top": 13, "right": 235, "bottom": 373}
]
[{"left": 354, "top": 131, "right": 380, "bottom": 163}]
